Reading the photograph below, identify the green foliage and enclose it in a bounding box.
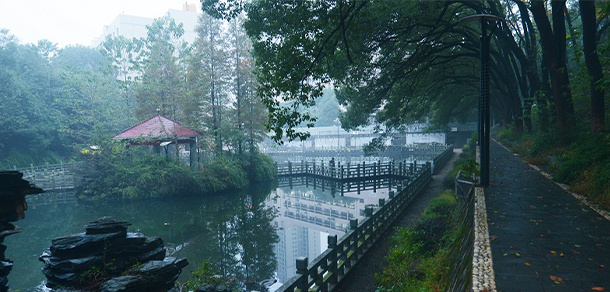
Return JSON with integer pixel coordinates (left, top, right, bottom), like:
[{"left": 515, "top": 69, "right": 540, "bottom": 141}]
[
  {"left": 184, "top": 261, "right": 237, "bottom": 291},
  {"left": 376, "top": 192, "right": 458, "bottom": 292},
  {"left": 135, "top": 17, "right": 187, "bottom": 120},
  {"left": 78, "top": 140, "right": 277, "bottom": 199},
  {"left": 78, "top": 141, "right": 199, "bottom": 200},
  {"left": 552, "top": 134, "right": 610, "bottom": 208},
  {"left": 309, "top": 88, "right": 340, "bottom": 127},
  {"left": 197, "top": 157, "right": 248, "bottom": 194},
  {"left": 242, "top": 152, "right": 277, "bottom": 183},
  {"left": 443, "top": 137, "right": 477, "bottom": 189},
  {"left": 0, "top": 32, "right": 128, "bottom": 167}
]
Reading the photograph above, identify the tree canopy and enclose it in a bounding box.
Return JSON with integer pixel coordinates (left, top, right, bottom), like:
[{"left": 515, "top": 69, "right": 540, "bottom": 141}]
[{"left": 202, "top": 0, "right": 609, "bottom": 144}]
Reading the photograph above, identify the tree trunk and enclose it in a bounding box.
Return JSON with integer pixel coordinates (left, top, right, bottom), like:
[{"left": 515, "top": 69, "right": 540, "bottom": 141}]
[
  {"left": 580, "top": 0, "right": 605, "bottom": 133},
  {"left": 530, "top": 0, "right": 575, "bottom": 142}
]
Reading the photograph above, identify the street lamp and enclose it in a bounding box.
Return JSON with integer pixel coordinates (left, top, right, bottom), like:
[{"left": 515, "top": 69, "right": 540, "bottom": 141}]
[{"left": 459, "top": 14, "right": 503, "bottom": 187}]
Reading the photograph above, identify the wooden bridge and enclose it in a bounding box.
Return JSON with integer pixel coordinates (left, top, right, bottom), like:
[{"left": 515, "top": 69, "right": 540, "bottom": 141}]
[
  {"left": 265, "top": 144, "right": 449, "bottom": 161},
  {"left": 277, "top": 145, "right": 453, "bottom": 180},
  {"left": 277, "top": 159, "right": 422, "bottom": 182},
  {"left": 277, "top": 176, "right": 404, "bottom": 196}
]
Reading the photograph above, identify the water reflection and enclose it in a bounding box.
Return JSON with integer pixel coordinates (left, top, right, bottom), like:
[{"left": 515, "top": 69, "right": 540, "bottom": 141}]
[
  {"left": 6, "top": 176, "right": 401, "bottom": 291},
  {"left": 270, "top": 176, "right": 401, "bottom": 283},
  {"left": 6, "top": 184, "right": 278, "bottom": 291}
]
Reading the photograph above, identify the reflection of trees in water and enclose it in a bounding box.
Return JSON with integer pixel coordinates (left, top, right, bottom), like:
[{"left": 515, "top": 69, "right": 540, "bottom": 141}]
[
  {"left": 181, "top": 183, "right": 279, "bottom": 287},
  {"left": 7, "top": 184, "right": 279, "bottom": 291},
  {"left": 237, "top": 183, "right": 279, "bottom": 286}
]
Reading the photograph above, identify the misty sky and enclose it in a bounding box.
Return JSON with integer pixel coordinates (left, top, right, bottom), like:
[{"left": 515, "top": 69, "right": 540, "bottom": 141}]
[{"left": 0, "top": 0, "right": 200, "bottom": 47}]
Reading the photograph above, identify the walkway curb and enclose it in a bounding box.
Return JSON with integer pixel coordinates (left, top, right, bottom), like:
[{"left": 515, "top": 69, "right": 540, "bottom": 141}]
[{"left": 473, "top": 187, "right": 497, "bottom": 292}]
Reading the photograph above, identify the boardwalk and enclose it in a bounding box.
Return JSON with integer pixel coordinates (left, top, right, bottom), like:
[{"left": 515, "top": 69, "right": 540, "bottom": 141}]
[{"left": 482, "top": 141, "right": 610, "bottom": 291}]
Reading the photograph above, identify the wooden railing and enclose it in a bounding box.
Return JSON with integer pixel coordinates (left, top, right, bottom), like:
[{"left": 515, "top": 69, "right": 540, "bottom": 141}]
[
  {"left": 277, "top": 160, "right": 426, "bottom": 181},
  {"left": 265, "top": 144, "right": 450, "bottom": 155},
  {"left": 277, "top": 162, "right": 432, "bottom": 292},
  {"left": 432, "top": 145, "right": 454, "bottom": 174},
  {"left": 277, "top": 176, "right": 403, "bottom": 196}
]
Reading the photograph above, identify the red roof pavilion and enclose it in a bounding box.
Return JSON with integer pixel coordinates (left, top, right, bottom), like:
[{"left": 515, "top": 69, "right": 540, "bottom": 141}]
[{"left": 113, "top": 115, "right": 202, "bottom": 145}]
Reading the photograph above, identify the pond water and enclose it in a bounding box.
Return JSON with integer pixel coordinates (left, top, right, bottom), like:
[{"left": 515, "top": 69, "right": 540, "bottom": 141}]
[{"left": 5, "top": 178, "right": 401, "bottom": 291}]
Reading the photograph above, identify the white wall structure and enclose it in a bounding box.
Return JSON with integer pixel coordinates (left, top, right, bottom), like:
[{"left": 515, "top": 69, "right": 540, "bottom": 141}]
[
  {"left": 92, "top": 3, "right": 200, "bottom": 47},
  {"left": 404, "top": 122, "right": 446, "bottom": 145}
]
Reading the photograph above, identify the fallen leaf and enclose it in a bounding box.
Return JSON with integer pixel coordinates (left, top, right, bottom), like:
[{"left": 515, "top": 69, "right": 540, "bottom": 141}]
[
  {"left": 510, "top": 245, "right": 516, "bottom": 249},
  {"left": 591, "top": 287, "right": 605, "bottom": 291},
  {"left": 515, "top": 252, "right": 521, "bottom": 257},
  {"left": 560, "top": 252, "right": 564, "bottom": 257},
  {"left": 551, "top": 251, "right": 557, "bottom": 255},
  {"left": 599, "top": 265, "right": 605, "bottom": 269},
  {"left": 549, "top": 275, "right": 563, "bottom": 284},
  {"left": 525, "top": 262, "right": 531, "bottom": 266}
]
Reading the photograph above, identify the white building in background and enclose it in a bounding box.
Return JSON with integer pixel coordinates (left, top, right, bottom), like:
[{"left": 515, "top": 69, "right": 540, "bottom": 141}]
[
  {"left": 91, "top": 3, "right": 200, "bottom": 47},
  {"left": 404, "top": 122, "right": 446, "bottom": 145}
]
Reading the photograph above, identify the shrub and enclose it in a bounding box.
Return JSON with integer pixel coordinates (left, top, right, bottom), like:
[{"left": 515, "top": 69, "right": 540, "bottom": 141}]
[
  {"left": 241, "top": 152, "right": 277, "bottom": 182},
  {"left": 77, "top": 141, "right": 277, "bottom": 199},
  {"left": 184, "top": 261, "right": 238, "bottom": 291},
  {"left": 197, "top": 157, "right": 248, "bottom": 194},
  {"left": 376, "top": 192, "right": 458, "bottom": 292}
]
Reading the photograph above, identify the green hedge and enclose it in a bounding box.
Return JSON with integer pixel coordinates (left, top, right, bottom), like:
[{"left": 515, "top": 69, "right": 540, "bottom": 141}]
[{"left": 77, "top": 141, "right": 277, "bottom": 200}]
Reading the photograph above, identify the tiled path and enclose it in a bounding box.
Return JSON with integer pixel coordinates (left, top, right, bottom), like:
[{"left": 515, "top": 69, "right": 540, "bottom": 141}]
[{"left": 483, "top": 141, "right": 610, "bottom": 291}]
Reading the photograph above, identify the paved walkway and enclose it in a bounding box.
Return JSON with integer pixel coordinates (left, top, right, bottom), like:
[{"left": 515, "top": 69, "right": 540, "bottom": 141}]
[{"left": 485, "top": 141, "right": 610, "bottom": 291}]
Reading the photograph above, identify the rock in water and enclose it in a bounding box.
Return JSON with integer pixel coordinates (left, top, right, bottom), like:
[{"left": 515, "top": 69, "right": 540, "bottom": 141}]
[
  {"left": 0, "top": 171, "right": 43, "bottom": 292},
  {"left": 40, "top": 217, "right": 188, "bottom": 291}
]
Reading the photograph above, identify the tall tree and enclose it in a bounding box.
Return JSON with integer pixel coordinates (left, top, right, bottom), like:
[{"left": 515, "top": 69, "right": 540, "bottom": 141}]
[
  {"left": 54, "top": 45, "right": 125, "bottom": 143},
  {"left": 0, "top": 33, "right": 64, "bottom": 161},
  {"left": 188, "top": 13, "right": 232, "bottom": 153},
  {"left": 135, "top": 18, "right": 187, "bottom": 122},
  {"left": 235, "top": 0, "right": 529, "bottom": 141},
  {"left": 579, "top": 0, "right": 605, "bottom": 133},
  {"left": 531, "top": 0, "right": 575, "bottom": 141},
  {"left": 100, "top": 35, "right": 142, "bottom": 125},
  {"left": 227, "top": 14, "right": 268, "bottom": 154}
]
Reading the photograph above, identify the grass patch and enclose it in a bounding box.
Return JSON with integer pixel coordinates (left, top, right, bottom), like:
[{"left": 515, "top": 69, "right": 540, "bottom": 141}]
[{"left": 375, "top": 192, "right": 460, "bottom": 292}]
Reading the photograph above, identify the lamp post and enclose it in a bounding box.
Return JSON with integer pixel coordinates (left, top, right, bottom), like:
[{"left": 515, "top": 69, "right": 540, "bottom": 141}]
[{"left": 459, "top": 14, "right": 503, "bottom": 187}]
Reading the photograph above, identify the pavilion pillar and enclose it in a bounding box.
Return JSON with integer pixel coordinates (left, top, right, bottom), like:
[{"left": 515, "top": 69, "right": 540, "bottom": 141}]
[{"left": 189, "top": 141, "right": 197, "bottom": 172}]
